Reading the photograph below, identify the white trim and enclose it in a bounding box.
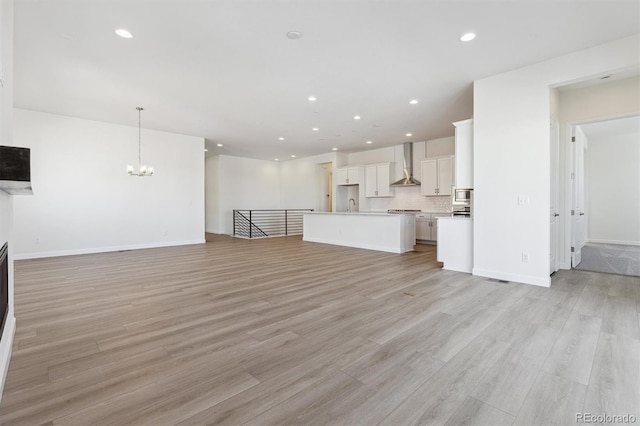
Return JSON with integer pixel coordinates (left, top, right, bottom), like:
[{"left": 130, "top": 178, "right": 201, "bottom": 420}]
[
  {"left": 557, "top": 261, "right": 571, "bottom": 270},
  {"left": 443, "top": 266, "right": 472, "bottom": 274},
  {"left": 473, "top": 268, "right": 551, "bottom": 288},
  {"left": 302, "top": 237, "right": 408, "bottom": 254},
  {"left": 13, "top": 239, "right": 206, "bottom": 260},
  {"left": 587, "top": 239, "right": 640, "bottom": 246},
  {"left": 0, "top": 315, "right": 16, "bottom": 403}
]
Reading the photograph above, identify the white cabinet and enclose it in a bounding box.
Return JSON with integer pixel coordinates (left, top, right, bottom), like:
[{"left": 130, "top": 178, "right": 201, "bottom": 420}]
[
  {"left": 416, "top": 214, "right": 434, "bottom": 241},
  {"left": 453, "top": 118, "right": 473, "bottom": 188},
  {"left": 336, "top": 166, "right": 362, "bottom": 185},
  {"left": 421, "top": 156, "right": 454, "bottom": 196},
  {"left": 365, "top": 163, "right": 392, "bottom": 197},
  {"left": 437, "top": 217, "right": 473, "bottom": 273},
  {"left": 416, "top": 213, "right": 450, "bottom": 241}
]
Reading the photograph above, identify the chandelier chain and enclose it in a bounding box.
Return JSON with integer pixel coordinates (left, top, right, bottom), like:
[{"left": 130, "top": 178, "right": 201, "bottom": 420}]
[{"left": 137, "top": 107, "right": 143, "bottom": 169}]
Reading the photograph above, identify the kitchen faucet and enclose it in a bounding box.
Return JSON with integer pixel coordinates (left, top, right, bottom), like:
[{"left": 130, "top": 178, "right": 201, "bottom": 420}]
[{"left": 348, "top": 198, "right": 356, "bottom": 212}]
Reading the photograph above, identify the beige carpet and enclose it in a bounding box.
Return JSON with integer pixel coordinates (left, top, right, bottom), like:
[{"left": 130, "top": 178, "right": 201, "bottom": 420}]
[{"left": 575, "top": 243, "right": 640, "bottom": 277}]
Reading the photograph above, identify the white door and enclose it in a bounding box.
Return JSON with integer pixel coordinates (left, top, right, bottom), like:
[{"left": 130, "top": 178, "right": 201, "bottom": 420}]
[
  {"left": 376, "top": 164, "right": 391, "bottom": 197},
  {"left": 364, "top": 165, "right": 377, "bottom": 197},
  {"left": 550, "top": 117, "right": 559, "bottom": 274},
  {"left": 571, "top": 126, "right": 586, "bottom": 267},
  {"left": 437, "top": 157, "right": 453, "bottom": 196},
  {"left": 336, "top": 168, "right": 349, "bottom": 185},
  {"left": 421, "top": 159, "right": 438, "bottom": 196},
  {"left": 416, "top": 219, "right": 429, "bottom": 240},
  {"left": 317, "top": 163, "right": 332, "bottom": 212}
]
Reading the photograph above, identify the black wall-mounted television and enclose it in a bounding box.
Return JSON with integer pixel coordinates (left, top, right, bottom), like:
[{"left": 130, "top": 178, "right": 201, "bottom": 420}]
[{"left": 0, "top": 146, "right": 31, "bottom": 182}]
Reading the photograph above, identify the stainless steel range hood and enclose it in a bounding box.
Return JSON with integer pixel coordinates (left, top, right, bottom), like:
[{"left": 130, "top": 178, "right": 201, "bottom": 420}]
[{"left": 390, "top": 142, "right": 420, "bottom": 186}]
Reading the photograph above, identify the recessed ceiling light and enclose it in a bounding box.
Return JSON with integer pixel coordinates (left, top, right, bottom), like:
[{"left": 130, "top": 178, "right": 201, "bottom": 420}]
[
  {"left": 291, "top": 154, "right": 296, "bottom": 158},
  {"left": 312, "top": 127, "right": 319, "bottom": 131},
  {"left": 405, "top": 133, "right": 412, "bottom": 137},
  {"left": 332, "top": 147, "right": 338, "bottom": 151},
  {"left": 287, "top": 31, "right": 302, "bottom": 40},
  {"left": 204, "top": 149, "right": 208, "bottom": 152},
  {"left": 274, "top": 158, "right": 279, "bottom": 161},
  {"left": 366, "top": 140, "right": 373, "bottom": 144},
  {"left": 409, "top": 99, "right": 419, "bottom": 105},
  {"left": 278, "top": 137, "right": 285, "bottom": 141},
  {"left": 308, "top": 96, "right": 317, "bottom": 102},
  {"left": 353, "top": 115, "right": 361, "bottom": 120},
  {"left": 217, "top": 143, "right": 223, "bottom": 147},
  {"left": 114, "top": 28, "right": 133, "bottom": 39},
  {"left": 460, "top": 32, "right": 476, "bottom": 42}
]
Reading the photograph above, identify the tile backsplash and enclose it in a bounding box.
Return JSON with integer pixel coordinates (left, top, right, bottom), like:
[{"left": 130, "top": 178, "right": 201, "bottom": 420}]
[{"left": 364, "top": 186, "right": 452, "bottom": 212}]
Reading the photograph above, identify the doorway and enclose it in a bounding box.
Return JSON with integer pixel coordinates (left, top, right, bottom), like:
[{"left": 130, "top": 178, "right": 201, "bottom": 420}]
[
  {"left": 318, "top": 163, "right": 332, "bottom": 212},
  {"left": 568, "top": 115, "right": 640, "bottom": 276}
]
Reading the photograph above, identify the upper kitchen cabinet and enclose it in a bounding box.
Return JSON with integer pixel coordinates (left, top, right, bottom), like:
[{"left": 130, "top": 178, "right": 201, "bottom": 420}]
[
  {"left": 421, "top": 156, "right": 454, "bottom": 196},
  {"left": 365, "top": 163, "right": 393, "bottom": 197},
  {"left": 453, "top": 118, "right": 473, "bottom": 188},
  {"left": 336, "top": 166, "right": 362, "bottom": 186}
]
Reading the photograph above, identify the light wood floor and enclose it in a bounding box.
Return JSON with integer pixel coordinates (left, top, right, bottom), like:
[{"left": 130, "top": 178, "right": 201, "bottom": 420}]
[{"left": 0, "top": 235, "right": 638, "bottom": 425}]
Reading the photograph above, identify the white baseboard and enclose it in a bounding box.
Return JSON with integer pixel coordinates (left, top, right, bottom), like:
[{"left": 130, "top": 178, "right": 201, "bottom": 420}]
[
  {"left": 0, "top": 315, "right": 16, "bottom": 403},
  {"left": 13, "top": 239, "right": 206, "bottom": 260},
  {"left": 587, "top": 239, "right": 640, "bottom": 246},
  {"left": 472, "top": 268, "right": 551, "bottom": 287},
  {"left": 443, "top": 265, "right": 473, "bottom": 274}
]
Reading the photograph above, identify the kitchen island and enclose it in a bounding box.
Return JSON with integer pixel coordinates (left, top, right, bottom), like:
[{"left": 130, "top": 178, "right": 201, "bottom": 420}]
[{"left": 303, "top": 212, "right": 415, "bottom": 253}]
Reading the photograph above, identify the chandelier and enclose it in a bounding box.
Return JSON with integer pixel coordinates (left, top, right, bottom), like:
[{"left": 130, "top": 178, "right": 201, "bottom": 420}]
[{"left": 127, "top": 107, "right": 154, "bottom": 176}]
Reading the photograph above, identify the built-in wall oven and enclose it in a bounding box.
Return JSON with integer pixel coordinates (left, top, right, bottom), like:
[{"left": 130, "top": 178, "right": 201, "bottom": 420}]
[{"left": 452, "top": 206, "right": 472, "bottom": 218}]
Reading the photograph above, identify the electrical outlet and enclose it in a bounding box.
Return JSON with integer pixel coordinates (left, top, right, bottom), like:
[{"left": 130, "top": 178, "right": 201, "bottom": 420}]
[
  {"left": 518, "top": 196, "right": 530, "bottom": 206},
  {"left": 521, "top": 253, "right": 529, "bottom": 263}
]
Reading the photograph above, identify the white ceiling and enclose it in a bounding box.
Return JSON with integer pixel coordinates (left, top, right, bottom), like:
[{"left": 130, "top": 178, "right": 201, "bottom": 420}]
[
  {"left": 580, "top": 114, "right": 640, "bottom": 140},
  {"left": 14, "top": 0, "right": 640, "bottom": 161}
]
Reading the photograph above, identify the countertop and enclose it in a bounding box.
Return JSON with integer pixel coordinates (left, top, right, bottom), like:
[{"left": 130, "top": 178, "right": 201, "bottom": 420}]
[
  {"left": 303, "top": 211, "right": 410, "bottom": 217},
  {"left": 303, "top": 211, "right": 453, "bottom": 216},
  {"left": 439, "top": 216, "right": 473, "bottom": 221}
]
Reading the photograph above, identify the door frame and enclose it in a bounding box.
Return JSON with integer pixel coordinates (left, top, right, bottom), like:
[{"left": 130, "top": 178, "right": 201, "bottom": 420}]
[
  {"left": 561, "top": 112, "right": 638, "bottom": 270},
  {"left": 570, "top": 125, "right": 586, "bottom": 267},
  {"left": 550, "top": 115, "right": 559, "bottom": 274}
]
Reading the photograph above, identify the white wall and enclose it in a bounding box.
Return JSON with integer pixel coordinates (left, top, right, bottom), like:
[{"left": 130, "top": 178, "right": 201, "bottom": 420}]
[
  {"left": 280, "top": 152, "right": 335, "bottom": 211},
  {"left": 473, "top": 34, "right": 639, "bottom": 287},
  {"left": 12, "top": 109, "right": 205, "bottom": 259},
  {"left": 210, "top": 155, "right": 281, "bottom": 235},
  {"left": 204, "top": 155, "right": 220, "bottom": 233},
  {"left": 425, "top": 136, "right": 455, "bottom": 158},
  {"left": 559, "top": 76, "right": 640, "bottom": 123},
  {"left": 586, "top": 131, "right": 640, "bottom": 245},
  {"left": 0, "top": 0, "right": 15, "bottom": 400}
]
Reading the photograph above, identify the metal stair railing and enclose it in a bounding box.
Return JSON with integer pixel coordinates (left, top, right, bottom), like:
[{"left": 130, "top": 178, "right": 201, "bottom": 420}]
[{"left": 233, "top": 209, "right": 313, "bottom": 239}]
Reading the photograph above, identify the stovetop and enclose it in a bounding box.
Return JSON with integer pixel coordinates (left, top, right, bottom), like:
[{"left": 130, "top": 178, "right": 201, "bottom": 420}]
[{"left": 387, "top": 209, "right": 422, "bottom": 214}]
